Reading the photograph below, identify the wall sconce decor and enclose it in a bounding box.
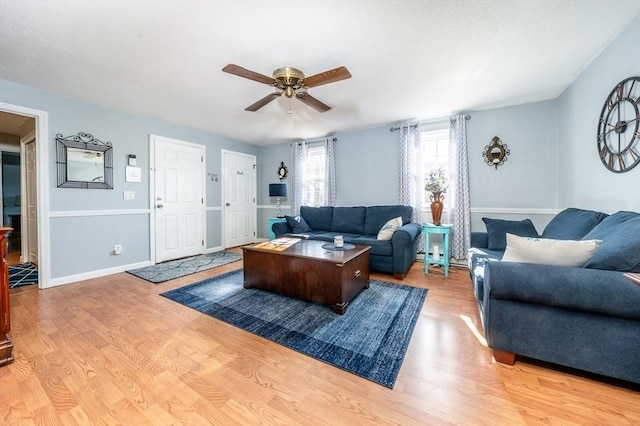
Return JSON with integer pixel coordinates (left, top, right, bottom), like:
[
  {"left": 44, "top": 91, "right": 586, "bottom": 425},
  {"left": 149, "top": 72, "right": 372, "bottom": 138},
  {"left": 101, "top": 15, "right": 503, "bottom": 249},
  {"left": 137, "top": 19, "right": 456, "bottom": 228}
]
[
  {"left": 277, "top": 162, "right": 288, "bottom": 181},
  {"left": 482, "top": 136, "right": 510, "bottom": 169},
  {"left": 269, "top": 183, "right": 287, "bottom": 217}
]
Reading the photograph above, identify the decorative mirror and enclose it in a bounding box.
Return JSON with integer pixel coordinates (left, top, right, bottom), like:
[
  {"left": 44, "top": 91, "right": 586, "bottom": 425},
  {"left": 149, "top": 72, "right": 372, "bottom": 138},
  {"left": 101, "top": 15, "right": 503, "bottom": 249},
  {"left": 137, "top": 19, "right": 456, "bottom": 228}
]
[
  {"left": 482, "top": 136, "right": 510, "bottom": 169},
  {"left": 56, "top": 132, "right": 114, "bottom": 188}
]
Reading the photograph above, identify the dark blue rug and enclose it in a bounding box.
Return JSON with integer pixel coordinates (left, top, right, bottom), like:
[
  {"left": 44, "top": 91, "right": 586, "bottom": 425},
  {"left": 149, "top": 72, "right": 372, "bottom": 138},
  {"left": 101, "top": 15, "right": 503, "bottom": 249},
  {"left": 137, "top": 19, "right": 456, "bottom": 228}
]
[
  {"left": 127, "top": 251, "right": 242, "bottom": 283},
  {"left": 161, "top": 269, "right": 427, "bottom": 388},
  {"left": 9, "top": 262, "right": 38, "bottom": 288}
]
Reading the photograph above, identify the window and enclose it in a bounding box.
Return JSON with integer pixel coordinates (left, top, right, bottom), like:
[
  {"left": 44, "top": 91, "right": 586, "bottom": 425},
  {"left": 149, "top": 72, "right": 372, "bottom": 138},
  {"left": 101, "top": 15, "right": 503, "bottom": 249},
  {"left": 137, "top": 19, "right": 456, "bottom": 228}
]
[
  {"left": 421, "top": 127, "right": 450, "bottom": 206},
  {"left": 303, "top": 144, "right": 326, "bottom": 206}
]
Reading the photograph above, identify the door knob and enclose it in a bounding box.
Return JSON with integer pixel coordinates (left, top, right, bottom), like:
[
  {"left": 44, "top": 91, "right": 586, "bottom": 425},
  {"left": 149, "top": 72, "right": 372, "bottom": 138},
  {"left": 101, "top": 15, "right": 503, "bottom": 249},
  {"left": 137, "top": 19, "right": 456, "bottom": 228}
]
[
  {"left": 225, "top": 202, "right": 231, "bottom": 206},
  {"left": 157, "top": 204, "right": 164, "bottom": 208}
]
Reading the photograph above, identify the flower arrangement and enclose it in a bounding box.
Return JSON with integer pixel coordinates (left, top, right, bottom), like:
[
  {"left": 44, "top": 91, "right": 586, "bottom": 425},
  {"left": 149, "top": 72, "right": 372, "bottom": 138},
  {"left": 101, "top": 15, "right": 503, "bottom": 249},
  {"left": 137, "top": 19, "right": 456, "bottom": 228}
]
[{"left": 425, "top": 168, "right": 449, "bottom": 194}]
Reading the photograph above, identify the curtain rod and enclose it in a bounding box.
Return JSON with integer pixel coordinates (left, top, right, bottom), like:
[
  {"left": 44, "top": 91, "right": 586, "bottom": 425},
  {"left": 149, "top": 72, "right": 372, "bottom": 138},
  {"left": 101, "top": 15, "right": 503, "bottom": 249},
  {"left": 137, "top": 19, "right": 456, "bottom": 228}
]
[
  {"left": 389, "top": 114, "right": 471, "bottom": 132},
  {"left": 291, "top": 136, "right": 337, "bottom": 145}
]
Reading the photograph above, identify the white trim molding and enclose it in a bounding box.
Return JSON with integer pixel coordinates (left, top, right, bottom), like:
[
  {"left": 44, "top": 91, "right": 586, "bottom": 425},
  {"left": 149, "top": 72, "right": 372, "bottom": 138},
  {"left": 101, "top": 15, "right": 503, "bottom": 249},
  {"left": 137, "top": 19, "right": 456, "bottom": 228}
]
[
  {"left": 470, "top": 207, "right": 560, "bottom": 215},
  {"left": 49, "top": 209, "right": 151, "bottom": 218}
]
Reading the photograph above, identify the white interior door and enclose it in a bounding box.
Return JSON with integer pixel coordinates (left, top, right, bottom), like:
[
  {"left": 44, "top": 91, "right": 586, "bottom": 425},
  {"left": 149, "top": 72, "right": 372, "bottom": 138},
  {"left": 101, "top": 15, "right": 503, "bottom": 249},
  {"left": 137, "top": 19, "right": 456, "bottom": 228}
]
[
  {"left": 223, "top": 150, "right": 256, "bottom": 248},
  {"left": 153, "top": 137, "right": 205, "bottom": 263},
  {"left": 24, "top": 139, "right": 38, "bottom": 264}
]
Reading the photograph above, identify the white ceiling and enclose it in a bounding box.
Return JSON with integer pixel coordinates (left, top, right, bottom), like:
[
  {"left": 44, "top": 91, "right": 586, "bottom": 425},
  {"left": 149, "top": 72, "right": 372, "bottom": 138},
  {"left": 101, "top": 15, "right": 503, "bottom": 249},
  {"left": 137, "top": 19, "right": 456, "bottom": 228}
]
[{"left": 1, "top": 1, "right": 639, "bottom": 146}]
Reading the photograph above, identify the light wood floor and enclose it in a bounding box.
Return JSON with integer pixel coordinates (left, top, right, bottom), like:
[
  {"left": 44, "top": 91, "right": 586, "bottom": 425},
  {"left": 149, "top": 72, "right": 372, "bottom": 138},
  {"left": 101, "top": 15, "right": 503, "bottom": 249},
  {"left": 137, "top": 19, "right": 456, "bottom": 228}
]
[{"left": 2, "top": 254, "right": 639, "bottom": 425}]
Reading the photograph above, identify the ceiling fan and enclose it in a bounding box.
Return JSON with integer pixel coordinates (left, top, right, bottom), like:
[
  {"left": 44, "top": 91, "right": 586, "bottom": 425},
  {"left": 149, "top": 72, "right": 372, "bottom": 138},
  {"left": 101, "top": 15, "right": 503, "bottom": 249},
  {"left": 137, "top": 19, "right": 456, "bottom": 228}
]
[{"left": 222, "top": 64, "right": 351, "bottom": 112}]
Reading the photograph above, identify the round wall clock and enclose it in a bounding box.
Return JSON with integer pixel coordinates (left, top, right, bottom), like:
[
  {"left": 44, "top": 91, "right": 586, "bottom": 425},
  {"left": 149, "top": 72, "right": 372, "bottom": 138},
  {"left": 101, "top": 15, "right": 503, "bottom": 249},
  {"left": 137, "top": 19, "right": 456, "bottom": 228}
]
[
  {"left": 597, "top": 76, "right": 640, "bottom": 173},
  {"left": 277, "top": 161, "right": 288, "bottom": 181}
]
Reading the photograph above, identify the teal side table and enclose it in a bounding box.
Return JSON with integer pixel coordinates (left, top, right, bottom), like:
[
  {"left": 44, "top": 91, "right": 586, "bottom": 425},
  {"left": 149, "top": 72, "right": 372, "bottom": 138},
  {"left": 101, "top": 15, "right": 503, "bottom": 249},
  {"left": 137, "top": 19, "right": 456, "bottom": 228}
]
[
  {"left": 422, "top": 223, "right": 452, "bottom": 276},
  {"left": 267, "top": 217, "right": 286, "bottom": 240}
]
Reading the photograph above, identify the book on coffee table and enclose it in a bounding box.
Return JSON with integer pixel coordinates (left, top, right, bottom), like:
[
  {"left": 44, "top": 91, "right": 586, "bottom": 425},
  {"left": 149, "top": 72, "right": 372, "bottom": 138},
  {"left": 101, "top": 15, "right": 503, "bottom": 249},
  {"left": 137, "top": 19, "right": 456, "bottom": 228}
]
[{"left": 623, "top": 273, "right": 640, "bottom": 286}]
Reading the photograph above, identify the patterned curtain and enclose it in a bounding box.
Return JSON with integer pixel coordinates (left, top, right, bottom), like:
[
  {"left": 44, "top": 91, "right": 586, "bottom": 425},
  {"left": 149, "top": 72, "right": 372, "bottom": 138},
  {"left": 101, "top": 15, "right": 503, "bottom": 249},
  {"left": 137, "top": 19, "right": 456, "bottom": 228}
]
[
  {"left": 449, "top": 114, "right": 471, "bottom": 260},
  {"left": 324, "top": 137, "right": 336, "bottom": 206},
  {"left": 398, "top": 122, "right": 423, "bottom": 252},
  {"left": 289, "top": 141, "right": 307, "bottom": 215}
]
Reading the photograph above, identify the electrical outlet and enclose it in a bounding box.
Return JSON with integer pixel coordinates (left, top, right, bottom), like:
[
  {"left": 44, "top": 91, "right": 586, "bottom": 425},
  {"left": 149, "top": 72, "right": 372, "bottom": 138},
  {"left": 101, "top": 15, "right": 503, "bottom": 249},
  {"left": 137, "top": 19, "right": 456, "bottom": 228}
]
[
  {"left": 113, "top": 244, "right": 123, "bottom": 255},
  {"left": 123, "top": 191, "right": 135, "bottom": 200}
]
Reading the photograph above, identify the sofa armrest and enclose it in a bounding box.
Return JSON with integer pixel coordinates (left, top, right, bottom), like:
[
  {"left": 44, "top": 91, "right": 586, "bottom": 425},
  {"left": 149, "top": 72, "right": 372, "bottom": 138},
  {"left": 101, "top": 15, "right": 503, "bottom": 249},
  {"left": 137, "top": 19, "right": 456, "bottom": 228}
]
[
  {"left": 389, "top": 222, "right": 422, "bottom": 277},
  {"left": 471, "top": 232, "right": 489, "bottom": 249},
  {"left": 484, "top": 261, "right": 640, "bottom": 319},
  {"left": 392, "top": 222, "right": 422, "bottom": 246},
  {"left": 272, "top": 221, "right": 292, "bottom": 237}
]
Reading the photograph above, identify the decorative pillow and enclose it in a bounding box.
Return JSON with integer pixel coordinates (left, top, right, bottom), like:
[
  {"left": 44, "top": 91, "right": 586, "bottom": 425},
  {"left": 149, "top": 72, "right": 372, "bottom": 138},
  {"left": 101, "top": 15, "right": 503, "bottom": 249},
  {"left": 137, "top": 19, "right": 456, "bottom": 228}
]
[
  {"left": 377, "top": 216, "right": 403, "bottom": 240},
  {"left": 285, "top": 215, "right": 311, "bottom": 234},
  {"left": 541, "top": 208, "right": 608, "bottom": 240},
  {"left": 582, "top": 211, "right": 640, "bottom": 272},
  {"left": 502, "top": 233, "right": 602, "bottom": 267},
  {"left": 482, "top": 218, "right": 538, "bottom": 250}
]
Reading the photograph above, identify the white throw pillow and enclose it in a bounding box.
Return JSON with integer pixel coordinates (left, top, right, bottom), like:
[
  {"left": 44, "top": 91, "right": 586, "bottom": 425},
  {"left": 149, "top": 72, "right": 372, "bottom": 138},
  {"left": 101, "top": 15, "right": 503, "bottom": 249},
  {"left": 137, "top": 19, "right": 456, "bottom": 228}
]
[
  {"left": 377, "top": 216, "right": 403, "bottom": 240},
  {"left": 502, "top": 233, "right": 602, "bottom": 267}
]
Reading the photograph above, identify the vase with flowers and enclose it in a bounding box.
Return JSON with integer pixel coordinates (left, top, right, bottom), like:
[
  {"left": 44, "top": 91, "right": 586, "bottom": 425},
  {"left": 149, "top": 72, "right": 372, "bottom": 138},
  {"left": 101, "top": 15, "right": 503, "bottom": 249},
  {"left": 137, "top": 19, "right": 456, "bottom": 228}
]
[{"left": 425, "top": 168, "right": 448, "bottom": 225}]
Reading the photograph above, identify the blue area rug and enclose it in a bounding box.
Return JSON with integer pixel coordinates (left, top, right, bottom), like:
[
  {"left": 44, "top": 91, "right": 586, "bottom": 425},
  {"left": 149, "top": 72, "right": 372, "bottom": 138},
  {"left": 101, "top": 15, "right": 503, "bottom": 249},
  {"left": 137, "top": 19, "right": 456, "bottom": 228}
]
[
  {"left": 160, "top": 269, "right": 427, "bottom": 388},
  {"left": 127, "top": 251, "right": 242, "bottom": 283},
  {"left": 9, "top": 262, "right": 38, "bottom": 288}
]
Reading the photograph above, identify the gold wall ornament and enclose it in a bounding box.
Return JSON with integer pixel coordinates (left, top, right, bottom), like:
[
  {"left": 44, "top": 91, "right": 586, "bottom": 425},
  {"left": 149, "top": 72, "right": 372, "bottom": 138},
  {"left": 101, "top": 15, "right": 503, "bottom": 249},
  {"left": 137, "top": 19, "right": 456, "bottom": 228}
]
[{"left": 482, "top": 136, "right": 510, "bottom": 169}]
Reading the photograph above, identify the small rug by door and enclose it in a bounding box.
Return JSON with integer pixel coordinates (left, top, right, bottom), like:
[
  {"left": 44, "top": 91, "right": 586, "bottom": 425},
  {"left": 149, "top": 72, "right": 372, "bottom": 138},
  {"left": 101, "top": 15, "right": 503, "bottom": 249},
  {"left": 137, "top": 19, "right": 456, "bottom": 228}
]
[
  {"left": 160, "top": 269, "right": 427, "bottom": 388},
  {"left": 127, "top": 251, "right": 242, "bottom": 283},
  {"left": 9, "top": 262, "right": 38, "bottom": 288}
]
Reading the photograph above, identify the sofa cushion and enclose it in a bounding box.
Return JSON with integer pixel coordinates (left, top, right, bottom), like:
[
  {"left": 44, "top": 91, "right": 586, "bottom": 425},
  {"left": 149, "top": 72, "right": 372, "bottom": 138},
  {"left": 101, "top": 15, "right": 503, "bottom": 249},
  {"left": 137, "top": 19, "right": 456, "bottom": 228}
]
[
  {"left": 285, "top": 215, "right": 311, "bottom": 234},
  {"left": 482, "top": 218, "right": 538, "bottom": 250},
  {"left": 502, "top": 233, "right": 602, "bottom": 267},
  {"left": 541, "top": 208, "right": 608, "bottom": 240},
  {"left": 300, "top": 206, "right": 334, "bottom": 232},
  {"left": 331, "top": 206, "right": 366, "bottom": 234},
  {"left": 377, "top": 216, "right": 402, "bottom": 240},
  {"left": 364, "top": 205, "right": 413, "bottom": 236},
  {"left": 582, "top": 211, "right": 640, "bottom": 272},
  {"left": 350, "top": 236, "right": 393, "bottom": 256}
]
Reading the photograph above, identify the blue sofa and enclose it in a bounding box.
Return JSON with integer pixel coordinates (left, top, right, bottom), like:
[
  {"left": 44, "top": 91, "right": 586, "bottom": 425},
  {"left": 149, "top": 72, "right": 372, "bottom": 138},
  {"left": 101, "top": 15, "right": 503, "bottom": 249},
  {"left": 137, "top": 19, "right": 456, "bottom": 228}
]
[
  {"left": 469, "top": 208, "right": 640, "bottom": 385},
  {"left": 272, "top": 205, "right": 421, "bottom": 279}
]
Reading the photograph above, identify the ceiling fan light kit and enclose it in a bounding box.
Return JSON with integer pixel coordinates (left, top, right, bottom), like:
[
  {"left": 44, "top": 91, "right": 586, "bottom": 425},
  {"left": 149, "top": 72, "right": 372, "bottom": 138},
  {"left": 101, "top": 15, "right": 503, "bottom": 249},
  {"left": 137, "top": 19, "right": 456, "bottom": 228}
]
[{"left": 222, "top": 63, "right": 351, "bottom": 113}]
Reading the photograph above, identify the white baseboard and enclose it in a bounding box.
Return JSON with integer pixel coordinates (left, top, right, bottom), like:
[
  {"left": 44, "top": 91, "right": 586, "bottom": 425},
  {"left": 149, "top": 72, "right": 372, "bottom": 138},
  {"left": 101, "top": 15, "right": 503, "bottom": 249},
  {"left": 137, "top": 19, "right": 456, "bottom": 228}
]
[{"left": 46, "top": 260, "right": 151, "bottom": 288}]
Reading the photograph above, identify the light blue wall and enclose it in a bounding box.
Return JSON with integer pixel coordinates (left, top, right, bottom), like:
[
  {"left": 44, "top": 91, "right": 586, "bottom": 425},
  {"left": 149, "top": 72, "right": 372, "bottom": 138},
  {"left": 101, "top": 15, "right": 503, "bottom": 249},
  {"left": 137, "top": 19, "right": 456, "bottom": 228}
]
[
  {"left": 557, "top": 14, "right": 640, "bottom": 213},
  {"left": 466, "top": 100, "right": 558, "bottom": 209},
  {"left": 256, "top": 142, "right": 290, "bottom": 237},
  {"left": 257, "top": 102, "right": 559, "bottom": 235},
  {"left": 0, "top": 79, "right": 257, "bottom": 279},
  {"left": 334, "top": 127, "right": 400, "bottom": 206}
]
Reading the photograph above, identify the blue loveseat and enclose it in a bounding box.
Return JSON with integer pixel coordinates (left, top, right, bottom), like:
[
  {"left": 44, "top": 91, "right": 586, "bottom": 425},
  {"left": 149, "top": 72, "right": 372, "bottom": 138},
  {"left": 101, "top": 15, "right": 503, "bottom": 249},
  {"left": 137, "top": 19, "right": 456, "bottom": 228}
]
[
  {"left": 469, "top": 208, "right": 640, "bottom": 385},
  {"left": 272, "top": 205, "right": 421, "bottom": 279}
]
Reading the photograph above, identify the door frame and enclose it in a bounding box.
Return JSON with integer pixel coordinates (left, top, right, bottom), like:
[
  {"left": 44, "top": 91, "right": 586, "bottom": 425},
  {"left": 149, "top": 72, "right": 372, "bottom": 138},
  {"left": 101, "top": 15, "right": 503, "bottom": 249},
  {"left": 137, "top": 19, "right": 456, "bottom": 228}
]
[
  {"left": 221, "top": 149, "right": 257, "bottom": 248},
  {"left": 0, "top": 145, "right": 20, "bottom": 227},
  {"left": 20, "top": 130, "right": 36, "bottom": 264},
  {"left": 0, "top": 102, "right": 50, "bottom": 289},
  {"left": 149, "top": 134, "right": 206, "bottom": 264}
]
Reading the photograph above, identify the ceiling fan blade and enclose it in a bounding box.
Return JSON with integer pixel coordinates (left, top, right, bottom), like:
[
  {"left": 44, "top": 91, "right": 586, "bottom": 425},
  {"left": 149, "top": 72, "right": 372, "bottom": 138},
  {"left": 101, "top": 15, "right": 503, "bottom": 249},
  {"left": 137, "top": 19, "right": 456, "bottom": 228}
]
[
  {"left": 222, "top": 64, "right": 275, "bottom": 85},
  {"left": 303, "top": 66, "right": 352, "bottom": 88},
  {"left": 296, "top": 93, "right": 331, "bottom": 112},
  {"left": 245, "top": 92, "right": 281, "bottom": 111}
]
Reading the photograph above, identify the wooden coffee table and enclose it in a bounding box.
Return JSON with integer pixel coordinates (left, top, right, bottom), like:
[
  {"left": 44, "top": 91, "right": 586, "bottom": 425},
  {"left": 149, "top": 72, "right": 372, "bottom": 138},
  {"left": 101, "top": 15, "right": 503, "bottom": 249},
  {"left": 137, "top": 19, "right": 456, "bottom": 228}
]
[{"left": 242, "top": 238, "right": 370, "bottom": 314}]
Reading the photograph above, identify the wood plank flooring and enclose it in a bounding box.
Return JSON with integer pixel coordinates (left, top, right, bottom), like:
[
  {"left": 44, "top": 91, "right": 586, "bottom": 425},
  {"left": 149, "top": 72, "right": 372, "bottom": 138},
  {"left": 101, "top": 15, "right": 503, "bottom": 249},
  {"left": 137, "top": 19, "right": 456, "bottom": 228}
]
[{"left": 1, "top": 254, "right": 639, "bottom": 425}]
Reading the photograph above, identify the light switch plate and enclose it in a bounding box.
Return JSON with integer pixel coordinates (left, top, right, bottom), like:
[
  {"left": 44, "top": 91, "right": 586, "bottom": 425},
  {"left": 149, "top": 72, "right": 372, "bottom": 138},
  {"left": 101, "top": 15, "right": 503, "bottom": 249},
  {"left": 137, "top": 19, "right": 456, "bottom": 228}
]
[{"left": 123, "top": 191, "right": 135, "bottom": 200}]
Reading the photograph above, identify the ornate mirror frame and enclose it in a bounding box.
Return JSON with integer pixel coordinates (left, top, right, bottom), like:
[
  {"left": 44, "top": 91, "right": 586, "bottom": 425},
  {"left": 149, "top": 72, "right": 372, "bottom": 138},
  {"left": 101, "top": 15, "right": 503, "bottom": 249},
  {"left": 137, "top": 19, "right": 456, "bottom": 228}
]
[
  {"left": 56, "top": 132, "right": 114, "bottom": 189},
  {"left": 482, "top": 136, "right": 510, "bottom": 169}
]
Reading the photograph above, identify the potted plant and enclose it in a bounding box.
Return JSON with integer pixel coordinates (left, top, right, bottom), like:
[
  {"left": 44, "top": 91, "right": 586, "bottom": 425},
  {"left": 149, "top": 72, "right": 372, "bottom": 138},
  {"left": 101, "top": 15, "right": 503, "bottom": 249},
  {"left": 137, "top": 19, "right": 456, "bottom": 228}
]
[{"left": 425, "top": 168, "right": 448, "bottom": 225}]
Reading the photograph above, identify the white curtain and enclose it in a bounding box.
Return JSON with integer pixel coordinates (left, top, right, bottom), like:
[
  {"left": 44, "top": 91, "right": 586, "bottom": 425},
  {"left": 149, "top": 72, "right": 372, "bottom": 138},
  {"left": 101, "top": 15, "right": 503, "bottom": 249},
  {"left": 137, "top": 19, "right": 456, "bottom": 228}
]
[
  {"left": 289, "top": 141, "right": 307, "bottom": 215},
  {"left": 324, "top": 137, "right": 336, "bottom": 206},
  {"left": 398, "top": 122, "right": 423, "bottom": 252},
  {"left": 449, "top": 114, "right": 471, "bottom": 260}
]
